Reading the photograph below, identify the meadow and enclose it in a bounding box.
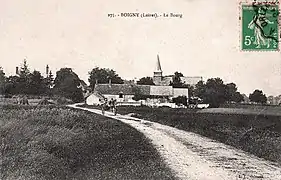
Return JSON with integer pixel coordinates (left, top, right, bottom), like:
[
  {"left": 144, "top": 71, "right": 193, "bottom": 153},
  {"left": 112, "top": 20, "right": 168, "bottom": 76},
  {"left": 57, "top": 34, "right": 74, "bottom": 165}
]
[
  {"left": 117, "top": 106, "right": 281, "bottom": 164},
  {"left": 0, "top": 105, "right": 175, "bottom": 180}
]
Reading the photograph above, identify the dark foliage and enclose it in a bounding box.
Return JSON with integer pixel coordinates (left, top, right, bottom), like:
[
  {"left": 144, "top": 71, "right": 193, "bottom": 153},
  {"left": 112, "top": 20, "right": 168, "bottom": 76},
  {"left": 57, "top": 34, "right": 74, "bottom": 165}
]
[
  {"left": 172, "top": 96, "right": 188, "bottom": 106},
  {"left": 169, "top": 71, "right": 185, "bottom": 88},
  {"left": 0, "top": 67, "right": 6, "bottom": 94},
  {"left": 194, "top": 78, "right": 244, "bottom": 107},
  {"left": 1, "top": 60, "right": 54, "bottom": 96},
  {"left": 137, "top": 77, "right": 155, "bottom": 85},
  {"left": 53, "top": 68, "right": 84, "bottom": 103},
  {"left": 88, "top": 67, "right": 124, "bottom": 90},
  {"left": 249, "top": 89, "right": 267, "bottom": 104}
]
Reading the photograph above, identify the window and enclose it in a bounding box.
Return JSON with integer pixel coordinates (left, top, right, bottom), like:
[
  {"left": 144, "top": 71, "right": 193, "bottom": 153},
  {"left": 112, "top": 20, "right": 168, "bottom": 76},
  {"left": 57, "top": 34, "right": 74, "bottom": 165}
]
[{"left": 119, "top": 92, "right": 123, "bottom": 98}]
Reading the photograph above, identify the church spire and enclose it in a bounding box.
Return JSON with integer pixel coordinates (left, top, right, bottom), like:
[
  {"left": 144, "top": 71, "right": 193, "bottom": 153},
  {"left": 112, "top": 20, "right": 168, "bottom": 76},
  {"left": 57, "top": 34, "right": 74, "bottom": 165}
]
[
  {"left": 155, "top": 54, "right": 162, "bottom": 72},
  {"left": 153, "top": 54, "right": 163, "bottom": 85}
]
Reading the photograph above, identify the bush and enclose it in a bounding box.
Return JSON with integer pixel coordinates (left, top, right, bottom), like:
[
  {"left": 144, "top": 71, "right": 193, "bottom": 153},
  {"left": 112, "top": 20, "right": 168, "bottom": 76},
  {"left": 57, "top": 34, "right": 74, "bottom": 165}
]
[{"left": 172, "top": 96, "right": 187, "bottom": 106}]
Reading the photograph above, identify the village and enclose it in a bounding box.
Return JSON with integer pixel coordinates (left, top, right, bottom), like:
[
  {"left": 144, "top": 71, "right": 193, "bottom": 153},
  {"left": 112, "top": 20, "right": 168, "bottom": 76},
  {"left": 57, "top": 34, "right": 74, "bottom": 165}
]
[{"left": 85, "top": 55, "right": 204, "bottom": 108}]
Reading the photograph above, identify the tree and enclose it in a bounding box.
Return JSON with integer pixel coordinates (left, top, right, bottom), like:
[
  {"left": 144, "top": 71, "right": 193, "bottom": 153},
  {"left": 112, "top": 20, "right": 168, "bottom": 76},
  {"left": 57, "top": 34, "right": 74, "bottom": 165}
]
[
  {"left": 205, "top": 78, "right": 228, "bottom": 107},
  {"left": 47, "top": 71, "right": 54, "bottom": 87},
  {"left": 137, "top": 77, "right": 155, "bottom": 85},
  {"left": 5, "top": 76, "right": 20, "bottom": 95},
  {"left": 43, "top": 71, "right": 54, "bottom": 95},
  {"left": 185, "top": 84, "right": 195, "bottom": 98},
  {"left": 231, "top": 92, "right": 244, "bottom": 103},
  {"left": 2, "top": 60, "right": 53, "bottom": 96},
  {"left": 249, "top": 89, "right": 267, "bottom": 104},
  {"left": 225, "top": 83, "right": 244, "bottom": 103},
  {"left": 88, "top": 67, "right": 124, "bottom": 90},
  {"left": 19, "top": 59, "right": 30, "bottom": 78},
  {"left": 194, "top": 78, "right": 228, "bottom": 107},
  {"left": 172, "top": 96, "right": 188, "bottom": 106},
  {"left": 194, "top": 80, "right": 205, "bottom": 98},
  {"left": 170, "top": 71, "right": 184, "bottom": 88},
  {"left": 16, "top": 59, "right": 31, "bottom": 94},
  {"left": 27, "top": 70, "right": 46, "bottom": 95},
  {"left": 194, "top": 78, "right": 244, "bottom": 107},
  {"left": 0, "top": 67, "right": 6, "bottom": 94},
  {"left": 53, "top": 68, "right": 84, "bottom": 103}
]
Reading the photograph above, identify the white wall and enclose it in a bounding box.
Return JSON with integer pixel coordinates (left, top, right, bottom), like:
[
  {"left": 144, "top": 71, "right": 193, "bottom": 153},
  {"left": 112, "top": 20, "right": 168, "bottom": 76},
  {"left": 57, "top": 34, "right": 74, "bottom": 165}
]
[
  {"left": 103, "top": 94, "right": 134, "bottom": 102},
  {"left": 173, "top": 88, "right": 189, "bottom": 98},
  {"left": 86, "top": 94, "right": 101, "bottom": 105}
]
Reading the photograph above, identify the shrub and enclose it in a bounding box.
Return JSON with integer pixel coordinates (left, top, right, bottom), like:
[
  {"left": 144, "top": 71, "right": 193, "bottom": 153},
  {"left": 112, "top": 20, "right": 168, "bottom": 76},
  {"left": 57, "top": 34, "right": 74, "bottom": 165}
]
[{"left": 172, "top": 96, "right": 187, "bottom": 106}]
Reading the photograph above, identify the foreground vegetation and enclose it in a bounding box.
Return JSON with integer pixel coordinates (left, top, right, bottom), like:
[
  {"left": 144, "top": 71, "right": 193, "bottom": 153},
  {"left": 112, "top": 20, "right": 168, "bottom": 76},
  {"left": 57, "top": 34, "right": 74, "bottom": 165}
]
[
  {"left": 117, "top": 106, "right": 281, "bottom": 165},
  {"left": 0, "top": 105, "right": 175, "bottom": 180}
]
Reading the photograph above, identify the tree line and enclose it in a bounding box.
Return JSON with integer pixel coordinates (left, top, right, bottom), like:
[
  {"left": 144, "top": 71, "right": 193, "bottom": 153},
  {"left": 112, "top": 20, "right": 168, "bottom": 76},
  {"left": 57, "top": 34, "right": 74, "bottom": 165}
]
[
  {"left": 0, "top": 60, "right": 85, "bottom": 102},
  {"left": 0, "top": 61, "right": 54, "bottom": 96},
  {"left": 0, "top": 61, "right": 268, "bottom": 106},
  {"left": 136, "top": 72, "right": 267, "bottom": 107}
]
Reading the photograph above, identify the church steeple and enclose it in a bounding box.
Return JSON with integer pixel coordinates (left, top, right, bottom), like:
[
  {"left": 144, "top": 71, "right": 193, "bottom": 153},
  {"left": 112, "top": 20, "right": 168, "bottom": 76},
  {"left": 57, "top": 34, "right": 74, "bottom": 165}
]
[
  {"left": 155, "top": 54, "right": 162, "bottom": 72},
  {"left": 153, "top": 54, "right": 163, "bottom": 85}
]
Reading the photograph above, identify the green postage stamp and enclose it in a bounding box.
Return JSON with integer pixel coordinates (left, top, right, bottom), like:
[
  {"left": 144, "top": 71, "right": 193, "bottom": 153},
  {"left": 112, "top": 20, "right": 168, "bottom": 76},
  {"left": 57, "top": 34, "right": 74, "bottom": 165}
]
[{"left": 241, "top": 1, "right": 279, "bottom": 51}]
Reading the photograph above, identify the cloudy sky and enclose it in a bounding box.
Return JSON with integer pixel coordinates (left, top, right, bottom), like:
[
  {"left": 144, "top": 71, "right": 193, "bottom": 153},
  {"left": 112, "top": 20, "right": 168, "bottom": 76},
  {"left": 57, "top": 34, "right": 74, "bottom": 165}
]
[{"left": 0, "top": 0, "right": 280, "bottom": 96}]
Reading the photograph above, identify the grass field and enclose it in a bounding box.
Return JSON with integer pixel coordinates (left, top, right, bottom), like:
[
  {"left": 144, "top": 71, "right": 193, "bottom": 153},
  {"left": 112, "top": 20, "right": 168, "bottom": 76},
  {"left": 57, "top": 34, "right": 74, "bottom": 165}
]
[
  {"left": 0, "top": 98, "right": 42, "bottom": 105},
  {"left": 0, "top": 105, "right": 175, "bottom": 180},
  {"left": 216, "top": 103, "right": 281, "bottom": 116},
  {"left": 117, "top": 106, "right": 281, "bottom": 165}
]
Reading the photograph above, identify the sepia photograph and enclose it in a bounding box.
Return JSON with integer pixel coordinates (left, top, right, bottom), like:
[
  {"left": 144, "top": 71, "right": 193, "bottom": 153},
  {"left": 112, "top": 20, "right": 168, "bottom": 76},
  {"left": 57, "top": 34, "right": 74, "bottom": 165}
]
[{"left": 1, "top": 0, "right": 281, "bottom": 179}]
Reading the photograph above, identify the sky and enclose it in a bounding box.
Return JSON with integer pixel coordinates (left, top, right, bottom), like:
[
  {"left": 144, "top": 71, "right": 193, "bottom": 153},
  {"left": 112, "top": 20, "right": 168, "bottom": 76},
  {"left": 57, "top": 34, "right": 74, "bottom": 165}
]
[{"left": 0, "top": 0, "right": 280, "bottom": 96}]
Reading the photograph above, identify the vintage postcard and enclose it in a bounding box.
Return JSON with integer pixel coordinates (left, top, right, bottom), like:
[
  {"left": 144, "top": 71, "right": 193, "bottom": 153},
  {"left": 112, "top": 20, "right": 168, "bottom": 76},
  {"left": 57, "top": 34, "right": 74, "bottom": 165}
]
[{"left": 1, "top": 0, "right": 281, "bottom": 179}]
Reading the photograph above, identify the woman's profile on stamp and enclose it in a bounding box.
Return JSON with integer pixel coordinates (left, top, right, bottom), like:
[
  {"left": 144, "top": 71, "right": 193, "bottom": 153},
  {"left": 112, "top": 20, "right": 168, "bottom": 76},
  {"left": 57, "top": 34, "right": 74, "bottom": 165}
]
[{"left": 247, "top": 7, "right": 274, "bottom": 48}]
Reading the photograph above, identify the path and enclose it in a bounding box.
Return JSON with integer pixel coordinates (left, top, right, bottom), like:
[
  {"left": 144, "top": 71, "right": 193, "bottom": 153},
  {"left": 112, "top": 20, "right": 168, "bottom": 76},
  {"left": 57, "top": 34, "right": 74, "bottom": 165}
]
[{"left": 68, "top": 105, "right": 281, "bottom": 180}]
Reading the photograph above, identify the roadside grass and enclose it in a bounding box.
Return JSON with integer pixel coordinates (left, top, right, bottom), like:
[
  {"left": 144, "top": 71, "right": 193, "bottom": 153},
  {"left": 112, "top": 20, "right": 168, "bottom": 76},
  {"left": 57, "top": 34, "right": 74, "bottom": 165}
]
[
  {"left": 116, "top": 106, "right": 281, "bottom": 165},
  {"left": 0, "top": 105, "right": 175, "bottom": 180}
]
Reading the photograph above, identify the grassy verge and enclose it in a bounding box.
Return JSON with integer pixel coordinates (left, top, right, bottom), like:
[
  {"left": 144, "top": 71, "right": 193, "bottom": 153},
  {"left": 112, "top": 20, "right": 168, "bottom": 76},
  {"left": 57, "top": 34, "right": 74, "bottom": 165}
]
[
  {"left": 116, "top": 106, "right": 281, "bottom": 165},
  {"left": 0, "top": 105, "right": 175, "bottom": 180}
]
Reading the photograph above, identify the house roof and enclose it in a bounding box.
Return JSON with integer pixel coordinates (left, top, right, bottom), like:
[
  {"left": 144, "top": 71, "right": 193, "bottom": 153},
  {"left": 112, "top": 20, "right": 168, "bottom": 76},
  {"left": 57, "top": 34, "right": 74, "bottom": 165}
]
[
  {"left": 150, "top": 86, "right": 173, "bottom": 96},
  {"left": 85, "top": 91, "right": 104, "bottom": 99},
  {"left": 94, "top": 83, "right": 174, "bottom": 96},
  {"left": 95, "top": 84, "right": 135, "bottom": 95},
  {"left": 134, "top": 85, "right": 150, "bottom": 95},
  {"left": 180, "top": 76, "right": 202, "bottom": 85}
]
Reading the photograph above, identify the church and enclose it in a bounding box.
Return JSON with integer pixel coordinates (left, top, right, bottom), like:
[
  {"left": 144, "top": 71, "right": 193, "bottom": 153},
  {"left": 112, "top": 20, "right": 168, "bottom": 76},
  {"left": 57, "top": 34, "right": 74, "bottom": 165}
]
[{"left": 153, "top": 55, "right": 203, "bottom": 86}]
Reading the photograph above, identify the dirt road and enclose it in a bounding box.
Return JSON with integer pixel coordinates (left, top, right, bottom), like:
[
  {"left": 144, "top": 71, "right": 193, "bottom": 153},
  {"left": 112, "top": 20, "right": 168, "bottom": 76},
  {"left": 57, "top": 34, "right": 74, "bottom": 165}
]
[{"left": 69, "top": 105, "right": 281, "bottom": 180}]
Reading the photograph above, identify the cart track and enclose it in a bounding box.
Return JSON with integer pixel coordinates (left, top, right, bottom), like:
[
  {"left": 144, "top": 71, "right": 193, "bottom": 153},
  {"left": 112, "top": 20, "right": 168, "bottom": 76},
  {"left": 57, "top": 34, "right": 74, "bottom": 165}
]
[{"left": 69, "top": 105, "right": 281, "bottom": 180}]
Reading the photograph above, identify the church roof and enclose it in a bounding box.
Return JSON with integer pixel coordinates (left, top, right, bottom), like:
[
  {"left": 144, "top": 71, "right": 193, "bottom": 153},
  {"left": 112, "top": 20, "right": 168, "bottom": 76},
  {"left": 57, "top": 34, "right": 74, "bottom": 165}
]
[{"left": 155, "top": 54, "right": 162, "bottom": 72}]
